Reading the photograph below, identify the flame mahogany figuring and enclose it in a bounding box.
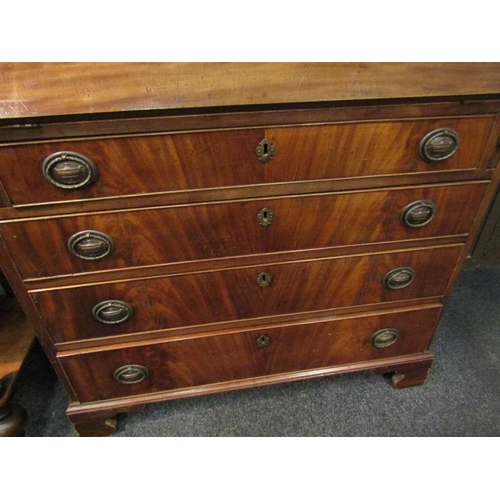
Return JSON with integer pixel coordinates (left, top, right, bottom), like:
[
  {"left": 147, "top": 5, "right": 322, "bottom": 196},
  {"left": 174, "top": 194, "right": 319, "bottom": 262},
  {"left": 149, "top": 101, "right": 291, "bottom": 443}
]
[
  {"left": 0, "top": 63, "right": 499, "bottom": 436},
  {"left": 0, "top": 183, "right": 487, "bottom": 280},
  {"left": 0, "top": 117, "right": 492, "bottom": 206}
]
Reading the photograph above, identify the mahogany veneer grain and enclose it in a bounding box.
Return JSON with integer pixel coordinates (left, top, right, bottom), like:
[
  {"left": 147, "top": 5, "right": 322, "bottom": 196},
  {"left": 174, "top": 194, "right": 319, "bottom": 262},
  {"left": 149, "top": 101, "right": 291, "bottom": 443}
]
[
  {"left": 0, "top": 182, "right": 486, "bottom": 280},
  {"left": 1, "top": 63, "right": 499, "bottom": 436},
  {"left": 58, "top": 305, "right": 442, "bottom": 403},
  {"left": 0, "top": 116, "right": 492, "bottom": 206},
  {"left": 32, "top": 244, "right": 462, "bottom": 344}
]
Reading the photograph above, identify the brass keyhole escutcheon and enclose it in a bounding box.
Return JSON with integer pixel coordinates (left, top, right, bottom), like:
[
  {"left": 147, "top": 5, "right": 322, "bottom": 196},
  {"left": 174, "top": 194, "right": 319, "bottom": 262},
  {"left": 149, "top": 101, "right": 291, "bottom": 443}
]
[
  {"left": 256, "top": 334, "right": 271, "bottom": 347},
  {"left": 257, "top": 207, "right": 274, "bottom": 227},
  {"left": 257, "top": 272, "right": 273, "bottom": 287},
  {"left": 256, "top": 139, "right": 275, "bottom": 162}
]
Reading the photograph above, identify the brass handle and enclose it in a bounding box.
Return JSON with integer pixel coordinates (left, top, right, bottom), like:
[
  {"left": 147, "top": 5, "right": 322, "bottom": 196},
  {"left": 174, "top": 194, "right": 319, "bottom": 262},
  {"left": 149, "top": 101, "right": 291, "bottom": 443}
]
[
  {"left": 256, "top": 272, "right": 273, "bottom": 287},
  {"left": 371, "top": 328, "right": 399, "bottom": 348},
  {"left": 256, "top": 334, "right": 271, "bottom": 347},
  {"left": 68, "top": 230, "right": 114, "bottom": 260},
  {"left": 383, "top": 267, "right": 416, "bottom": 289},
  {"left": 113, "top": 365, "right": 148, "bottom": 384},
  {"left": 256, "top": 139, "right": 275, "bottom": 162},
  {"left": 92, "top": 300, "right": 133, "bottom": 324},
  {"left": 42, "top": 151, "right": 98, "bottom": 189},
  {"left": 257, "top": 207, "right": 274, "bottom": 227},
  {"left": 400, "top": 200, "right": 437, "bottom": 228},
  {"left": 419, "top": 128, "right": 460, "bottom": 163}
]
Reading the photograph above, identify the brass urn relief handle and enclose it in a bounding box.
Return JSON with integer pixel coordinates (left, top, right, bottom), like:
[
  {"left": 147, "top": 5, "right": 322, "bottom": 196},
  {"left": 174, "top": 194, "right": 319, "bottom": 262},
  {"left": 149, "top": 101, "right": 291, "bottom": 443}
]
[
  {"left": 92, "top": 300, "right": 133, "bottom": 324},
  {"left": 42, "top": 151, "right": 98, "bottom": 189},
  {"left": 383, "top": 267, "right": 416, "bottom": 289},
  {"left": 113, "top": 365, "right": 149, "bottom": 384},
  {"left": 400, "top": 200, "right": 437, "bottom": 228},
  {"left": 371, "top": 328, "right": 399, "bottom": 348},
  {"left": 419, "top": 128, "right": 460, "bottom": 163},
  {"left": 256, "top": 139, "right": 275, "bottom": 162},
  {"left": 68, "top": 230, "right": 114, "bottom": 260}
]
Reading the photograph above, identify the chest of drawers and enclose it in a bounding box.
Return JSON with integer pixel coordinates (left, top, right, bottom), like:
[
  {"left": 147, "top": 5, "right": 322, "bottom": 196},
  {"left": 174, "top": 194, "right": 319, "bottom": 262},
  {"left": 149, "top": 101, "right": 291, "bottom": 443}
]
[{"left": 1, "top": 63, "right": 499, "bottom": 436}]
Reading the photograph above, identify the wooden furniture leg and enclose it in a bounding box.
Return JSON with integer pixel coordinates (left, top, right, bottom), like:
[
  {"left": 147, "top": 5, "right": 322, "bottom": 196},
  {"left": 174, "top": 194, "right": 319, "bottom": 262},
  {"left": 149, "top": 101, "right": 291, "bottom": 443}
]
[
  {"left": 0, "top": 373, "right": 28, "bottom": 436},
  {"left": 67, "top": 404, "right": 146, "bottom": 437},
  {"left": 372, "top": 352, "right": 435, "bottom": 388}
]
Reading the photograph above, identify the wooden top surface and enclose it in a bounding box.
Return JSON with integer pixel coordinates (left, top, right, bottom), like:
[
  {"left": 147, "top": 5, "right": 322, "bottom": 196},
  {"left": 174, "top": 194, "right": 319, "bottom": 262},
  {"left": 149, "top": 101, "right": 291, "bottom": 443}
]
[{"left": 1, "top": 62, "right": 500, "bottom": 120}]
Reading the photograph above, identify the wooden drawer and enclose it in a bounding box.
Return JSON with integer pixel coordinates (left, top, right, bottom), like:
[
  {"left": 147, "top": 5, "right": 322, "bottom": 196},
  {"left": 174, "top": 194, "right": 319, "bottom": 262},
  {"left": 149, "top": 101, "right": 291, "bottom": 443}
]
[
  {"left": 58, "top": 305, "right": 442, "bottom": 403},
  {"left": 0, "top": 117, "right": 492, "bottom": 206},
  {"left": 33, "top": 245, "right": 462, "bottom": 343},
  {"left": 265, "top": 117, "right": 493, "bottom": 181},
  {"left": 2, "top": 182, "right": 486, "bottom": 280}
]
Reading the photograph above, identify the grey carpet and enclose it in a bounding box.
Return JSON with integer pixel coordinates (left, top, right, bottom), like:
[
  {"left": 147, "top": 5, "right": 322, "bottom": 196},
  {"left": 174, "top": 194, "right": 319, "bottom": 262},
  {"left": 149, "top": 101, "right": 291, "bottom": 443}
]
[{"left": 11, "top": 266, "right": 500, "bottom": 437}]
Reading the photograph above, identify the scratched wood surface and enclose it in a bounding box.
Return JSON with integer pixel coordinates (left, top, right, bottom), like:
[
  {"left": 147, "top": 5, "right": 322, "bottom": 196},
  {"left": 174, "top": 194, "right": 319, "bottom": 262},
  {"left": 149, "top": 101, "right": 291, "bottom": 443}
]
[
  {"left": 1, "top": 63, "right": 500, "bottom": 120},
  {"left": 1, "top": 63, "right": 499, "bottom": 436}
]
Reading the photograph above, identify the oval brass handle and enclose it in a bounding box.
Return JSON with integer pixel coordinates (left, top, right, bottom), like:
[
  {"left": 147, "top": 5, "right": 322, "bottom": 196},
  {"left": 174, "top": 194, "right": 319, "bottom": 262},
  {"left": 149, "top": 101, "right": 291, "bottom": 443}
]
[
  {"left": 92, "top": 300, "right": 133, "bottom": 324},
  {"left": 383, "top": 267, "right": 416, "bottom": 289},
  {"left": 257, "top": 207, "right": 274, "bottom": 227},
  {"left": 42, "top": 151, "right": 98, "bottom": 189},
  {"left": 419, "top": 128, "right": 460, "bottom": 163},
  {"left": 113, "top": 365, "right": 149, "bottom": 384},
  {"left": 371, "top": 328, "right": 399, "bottom": 348},
  {"left": 256, "top": 334, "right": 271, "bottom": 347},
  {"left": 400, "top": 200, "right": 437, "bottom": 228},
  {"left": 68, "top": 230, "right": 114, "bottom": 260},
  {"left": 256, "top": 139, "right": 275, "bottom": 162},
  {"left": 256, "top": 272, "right": 273, "bottom": 287}
]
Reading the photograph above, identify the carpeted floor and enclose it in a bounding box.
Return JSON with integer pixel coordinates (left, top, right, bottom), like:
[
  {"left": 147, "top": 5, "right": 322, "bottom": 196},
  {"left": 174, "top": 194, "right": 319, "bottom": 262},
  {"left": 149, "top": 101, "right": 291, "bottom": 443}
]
[{"left": 11, "top": 266, "right": 500, "bottom": 437}]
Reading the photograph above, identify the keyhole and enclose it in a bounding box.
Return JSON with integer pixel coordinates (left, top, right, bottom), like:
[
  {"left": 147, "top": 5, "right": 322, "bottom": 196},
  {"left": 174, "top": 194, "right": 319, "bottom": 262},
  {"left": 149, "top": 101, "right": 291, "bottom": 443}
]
[
  {"left": 257, "top": 272, "right": 273, "bottom": 287},
  {"left": 256, "top": 139, "right": 275, "bottom": 162},
  {"left": 257, "top": 207, "right": 274, "bottom": 227}
]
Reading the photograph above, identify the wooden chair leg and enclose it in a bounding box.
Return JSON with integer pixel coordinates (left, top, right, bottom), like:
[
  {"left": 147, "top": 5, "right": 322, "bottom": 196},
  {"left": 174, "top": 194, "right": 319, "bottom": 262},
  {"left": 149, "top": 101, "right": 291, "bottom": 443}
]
[{"left": 0, "top": 402, "right": 28, "bottom": 437}]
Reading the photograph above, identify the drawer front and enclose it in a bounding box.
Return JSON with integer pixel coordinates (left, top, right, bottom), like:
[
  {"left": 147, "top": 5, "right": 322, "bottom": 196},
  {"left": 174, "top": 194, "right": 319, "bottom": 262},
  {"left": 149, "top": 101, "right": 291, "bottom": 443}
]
[
  {"left": 265, "top": 117, "right": 493, "bottom": 183},
  {"left": 34, "top": 245, "right": 462, "bottom": 343},
  {"left": 0, "top": 117, "right": 492, "bottom": 205},
  {"left": 0, "top": 129, "right": 264, "bottom": 205},
  {"left": 58, "top": 306, "right": 441, "bottom": 403},
  {"left": 2, "top": 182, "right": 486, "bottom": 279}
]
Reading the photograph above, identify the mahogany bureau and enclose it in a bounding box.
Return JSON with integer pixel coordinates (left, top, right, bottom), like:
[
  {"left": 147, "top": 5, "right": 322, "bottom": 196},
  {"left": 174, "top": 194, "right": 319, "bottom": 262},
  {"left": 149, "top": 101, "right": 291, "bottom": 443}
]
[{"left": 0, "top": 63, "right": 499, "bottom": 436}]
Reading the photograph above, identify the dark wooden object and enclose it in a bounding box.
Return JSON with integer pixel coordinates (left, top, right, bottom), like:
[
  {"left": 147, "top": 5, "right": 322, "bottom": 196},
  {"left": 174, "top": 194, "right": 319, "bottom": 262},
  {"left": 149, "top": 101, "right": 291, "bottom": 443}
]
[
  {"left": 0, "top": 63, "right": 499, "bottom": 436},
  {"left": 0, "top": 294, "right": 35, "bottom": 436}
]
